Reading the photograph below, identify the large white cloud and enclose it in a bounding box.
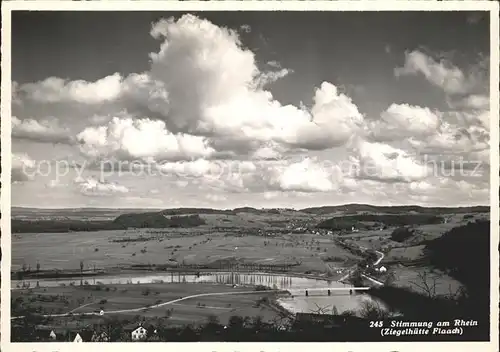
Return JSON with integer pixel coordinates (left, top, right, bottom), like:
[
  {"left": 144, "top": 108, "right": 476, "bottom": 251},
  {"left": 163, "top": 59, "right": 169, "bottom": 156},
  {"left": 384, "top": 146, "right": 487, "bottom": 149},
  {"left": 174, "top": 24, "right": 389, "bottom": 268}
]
[
  {"left": 145, "top": 15, "right": 365, "bottom": 152},
  {"left": 76, "top": 117, "right": 215, "bottom": 162}
]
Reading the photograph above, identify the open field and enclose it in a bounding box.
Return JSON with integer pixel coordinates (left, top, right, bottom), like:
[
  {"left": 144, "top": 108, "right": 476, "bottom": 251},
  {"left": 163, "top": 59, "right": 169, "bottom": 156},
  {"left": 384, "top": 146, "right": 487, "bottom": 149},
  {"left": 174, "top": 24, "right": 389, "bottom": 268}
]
[
  {"left": 12, "top": 283, "right": 283, "bottom": 327},
  {"left": 12, "top": 230, "right": 361, "bottom": 275}
]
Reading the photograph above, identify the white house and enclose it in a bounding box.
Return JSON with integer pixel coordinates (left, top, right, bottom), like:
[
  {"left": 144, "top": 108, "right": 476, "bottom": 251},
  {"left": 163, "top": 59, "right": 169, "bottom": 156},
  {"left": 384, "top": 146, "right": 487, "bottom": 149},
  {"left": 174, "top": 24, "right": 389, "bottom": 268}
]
[
  {"left": 131, "top": 326, "right": 148, "bottom": 341},
  {"left": 49, "top": 330, "right": 56, "bottom": 340},
  {"left": 379, "top": 266, "right": 387, "bottom": 273},
  {"left": 73, "top": 333, "right": 83, "bottom": 343}
]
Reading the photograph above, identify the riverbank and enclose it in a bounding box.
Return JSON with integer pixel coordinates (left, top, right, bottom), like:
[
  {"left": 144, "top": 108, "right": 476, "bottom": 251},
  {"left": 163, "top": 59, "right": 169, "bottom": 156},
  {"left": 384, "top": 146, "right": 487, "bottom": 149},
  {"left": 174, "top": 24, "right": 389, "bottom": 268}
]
[{"left": 12, "top": 265, "right": 344, "bottom": 284}]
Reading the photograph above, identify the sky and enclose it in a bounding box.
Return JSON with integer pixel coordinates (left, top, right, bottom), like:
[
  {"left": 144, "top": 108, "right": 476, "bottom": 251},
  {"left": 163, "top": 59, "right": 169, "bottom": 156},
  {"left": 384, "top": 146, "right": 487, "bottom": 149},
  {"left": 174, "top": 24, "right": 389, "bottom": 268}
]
[{"left": 10, "top": 10, "right": 492, "bottom": 209}]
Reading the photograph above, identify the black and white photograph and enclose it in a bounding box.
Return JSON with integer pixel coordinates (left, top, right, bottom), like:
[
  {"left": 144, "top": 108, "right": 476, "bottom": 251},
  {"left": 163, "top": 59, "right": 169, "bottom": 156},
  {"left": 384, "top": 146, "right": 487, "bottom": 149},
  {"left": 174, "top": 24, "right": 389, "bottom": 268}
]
[{"left": 3, "top": 1, "right": 499, "bottom": 348}]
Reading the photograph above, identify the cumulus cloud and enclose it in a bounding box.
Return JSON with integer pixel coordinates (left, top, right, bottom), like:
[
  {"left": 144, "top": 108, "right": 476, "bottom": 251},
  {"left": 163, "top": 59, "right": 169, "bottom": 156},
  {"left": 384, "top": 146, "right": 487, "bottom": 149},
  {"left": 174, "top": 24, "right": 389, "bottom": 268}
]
[
  {"left": 350, "top": 141, "right": 430, "bottom": 183},
  {"left": 257, "top": 68, "right": 293, "bottom": 86},
  {"left": 75, "top": 177, "right": 129, "bottom": 196},
  {"left": 381, "top": 104, "right": 440, "bottom": 135},
  {"left": 450, "top": 94, "right": 490, "bottom": 110},
  {"left": 27, "top": 14, "right": 363, "bottom": 164},
  {"left": 154, "top": 157, "right": 350, "bottom": 194},
  {"left": 395, "top": 50, "right": 478, "bottom": 95},
  {"left": 157, "top": 159, "right": 228, "bottom": 179},
  {"left": 12, "top": 153, "right": 36, "bottom": 183},
  {"left": 12, "top": 116, "right": 74, "bottom": 144},
  {"left": 76, "top": 117, "right": 215, "bottom": 162},
  {"left": 15, "top": 14, "right": 365, "bottom": 163},
  {"left": 408, "top": 120, "right": 489, "bottom": 155},
  {"left": 141, "top": 15, "right": 363, "bottom": 151},
  {"left": 365, "top": 99, "right": 490, "bottom": 171},
  {"left": 366, "top": 103, "right": 440, "bottom": 142},
  {"left": 270, "top": 158, "right": 338, "bottom": 192},
  {"left": 16, "top": 73, "right": 124, "bottom": 104}
]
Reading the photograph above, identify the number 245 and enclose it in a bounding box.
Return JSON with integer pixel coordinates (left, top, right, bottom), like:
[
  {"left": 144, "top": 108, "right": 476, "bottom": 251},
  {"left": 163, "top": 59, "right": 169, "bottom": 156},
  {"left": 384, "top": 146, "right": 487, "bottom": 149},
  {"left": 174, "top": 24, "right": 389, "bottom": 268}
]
[{"left": 370, "top": 321, "right": 383, "bottom": 328}]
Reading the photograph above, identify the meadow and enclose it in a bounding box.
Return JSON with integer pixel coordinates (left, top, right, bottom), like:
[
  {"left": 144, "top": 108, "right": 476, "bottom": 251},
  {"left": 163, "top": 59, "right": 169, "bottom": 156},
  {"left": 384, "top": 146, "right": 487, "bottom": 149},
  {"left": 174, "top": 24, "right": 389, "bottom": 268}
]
[
  {"left": 12, "top": 229, "right": 361, "bottom": 276},
  {"left": 12, "top": 282, "right": 284, "bottom": 329}
]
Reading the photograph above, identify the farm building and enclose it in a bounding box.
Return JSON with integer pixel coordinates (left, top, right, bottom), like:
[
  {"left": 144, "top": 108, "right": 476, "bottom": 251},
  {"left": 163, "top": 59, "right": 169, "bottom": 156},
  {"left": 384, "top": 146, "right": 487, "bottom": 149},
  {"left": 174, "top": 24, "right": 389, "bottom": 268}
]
[
  {"left": 131, "top": 326, "right": 147, "bottom": 341},
  {"left": 67, "top": 330, "right": 93, "bottom": 342}
]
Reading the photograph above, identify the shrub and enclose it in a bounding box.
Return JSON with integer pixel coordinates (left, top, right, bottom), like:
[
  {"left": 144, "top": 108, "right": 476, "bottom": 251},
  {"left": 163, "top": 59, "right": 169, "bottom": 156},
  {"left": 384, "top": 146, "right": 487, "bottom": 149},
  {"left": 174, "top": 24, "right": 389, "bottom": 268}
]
[{"left": 390, "top": 227, "right": 415, "bottom": 242}]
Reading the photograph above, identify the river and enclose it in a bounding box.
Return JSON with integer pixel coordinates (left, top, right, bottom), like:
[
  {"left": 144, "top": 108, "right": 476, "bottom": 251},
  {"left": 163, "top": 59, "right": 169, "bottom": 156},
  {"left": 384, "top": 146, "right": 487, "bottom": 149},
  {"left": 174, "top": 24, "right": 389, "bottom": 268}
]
[{"left": 12, "top": 271, "right": 387, "bottom": 316}]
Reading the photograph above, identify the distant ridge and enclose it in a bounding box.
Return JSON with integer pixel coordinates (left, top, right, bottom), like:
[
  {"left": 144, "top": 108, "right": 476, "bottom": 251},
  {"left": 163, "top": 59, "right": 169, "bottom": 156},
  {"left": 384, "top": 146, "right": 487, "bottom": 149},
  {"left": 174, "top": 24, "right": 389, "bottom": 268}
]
[
  {"left": 12, "top": 204, "right": 490, "bottom": 214},
  {"left": 299, "top": 204, "right": 489, "bottom": 215},
  {"left": 11, "top": 203, "right": 490, "bottom": 234}
]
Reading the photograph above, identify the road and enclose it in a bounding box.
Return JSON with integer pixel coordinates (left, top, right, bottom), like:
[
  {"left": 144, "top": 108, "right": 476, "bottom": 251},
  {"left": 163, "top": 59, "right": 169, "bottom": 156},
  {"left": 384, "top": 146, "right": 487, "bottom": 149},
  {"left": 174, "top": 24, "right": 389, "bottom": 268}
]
[
  {"left": 373, "top": 250, "right": 385, "bottom": 266},
  {"left": 67, "top": 301, "right": 95, "bottom": 314},
  {"left": 361, "top": 274, "right": 384, "bottom": 286},
  {"left": 337, "top": 246, "right": 385, "bottom": 283}
]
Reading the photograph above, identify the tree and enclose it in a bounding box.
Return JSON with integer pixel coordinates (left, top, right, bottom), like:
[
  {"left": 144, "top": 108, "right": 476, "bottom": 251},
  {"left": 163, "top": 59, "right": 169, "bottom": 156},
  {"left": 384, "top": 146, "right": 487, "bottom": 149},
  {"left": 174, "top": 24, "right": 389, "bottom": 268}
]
[
  {"left": 408, "top": 271, "right": 439, "bottom": 298},
  {"left": 250, "top": 315, "right": 266, "bottom": 332},
  {"left": 228, "top": 315, "right": 249, "bottom": 329},
  {"left": 358, "top": 300, "right": 389, "bottom": 320},
  {"left": 80, "top": 260, "right": 84, "bottom": 274},
  {"left": 384, "top": 271, "right": 397, "bottom": 286},
  {"left": 205, "top": 314, "right": 220, "bottom": 327},
  {"left": 348, "top": 270, "right": 364, "bottom": 287},
  {"left": 36, "top": 261, "right": 41, "bottom": 272},
  {"left": 340, "top": 309, "right": 356, "bottom": 317}
]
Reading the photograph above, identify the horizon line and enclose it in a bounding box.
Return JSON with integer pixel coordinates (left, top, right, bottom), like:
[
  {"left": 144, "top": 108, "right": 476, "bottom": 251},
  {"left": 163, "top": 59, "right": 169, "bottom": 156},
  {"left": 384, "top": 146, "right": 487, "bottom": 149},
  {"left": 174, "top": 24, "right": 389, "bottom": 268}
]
[{"left": 11, "top": 203, "right": 491, "bottom": 212}]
